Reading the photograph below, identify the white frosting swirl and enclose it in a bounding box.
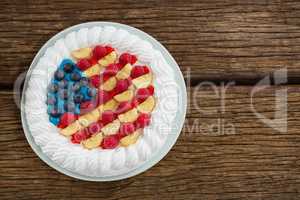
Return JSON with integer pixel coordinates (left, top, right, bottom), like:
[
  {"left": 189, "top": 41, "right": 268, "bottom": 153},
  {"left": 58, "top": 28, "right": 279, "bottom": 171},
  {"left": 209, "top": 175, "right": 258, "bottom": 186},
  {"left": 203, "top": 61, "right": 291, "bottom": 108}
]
[{"left": 24, "top": 25, "right": 179, "bottom": 177}]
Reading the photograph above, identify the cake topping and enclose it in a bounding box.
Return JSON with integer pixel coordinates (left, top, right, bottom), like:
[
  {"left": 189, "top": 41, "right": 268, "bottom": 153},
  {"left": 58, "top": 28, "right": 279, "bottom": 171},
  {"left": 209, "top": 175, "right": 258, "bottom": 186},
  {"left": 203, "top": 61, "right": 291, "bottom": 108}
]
[
  {"left": 101, "top": 135, "right": 119, "bottom": 149},
  {"left": 58, "top": 112, "right": 78, "bottom": 129},
  {"left": 46, "top": 45, "right": 156, "bottom": 150},
  {"left": 137, "top": 96, "right": 156, "bottom": 113},
  {"left": 82, "top": 133, "right": 103, "bottom": 150},
  {"left": 132, "top": 73, "right": 152, "bottom": 89},
  {"left": 71, "top": 47, "right": 92, "bottom": 59},
  {"left": 77, "top": 59, "right": 92, "bottom": 71},
  {"left": 92, "top": 45, "right": 108, "bottom": 60},
  {"left": 100, "top": 76, "right": 117, "bottom": 91},
  {"left": 101, "top": 110, "right": 116, "bottom": 125},
  {"left": 90, "top": 75, "right": 101, "bottom": 88},
  {"left": 135, "top": 113, "right": 151, "bottom": 128},
  {"left": 54, "top": 69, "right": 65, "bottom": 81},
  {"left": 119, "top": 53, "right": 137, "bottom": 66},
  {"left": 131, "top": 66, "right": 150, "bottom": 79},
  {"left": 120, "top": 129, "right": 142, "bottom": 147},
  {"left": 114, "top": 90, "right": 134, "bottom": 102}
]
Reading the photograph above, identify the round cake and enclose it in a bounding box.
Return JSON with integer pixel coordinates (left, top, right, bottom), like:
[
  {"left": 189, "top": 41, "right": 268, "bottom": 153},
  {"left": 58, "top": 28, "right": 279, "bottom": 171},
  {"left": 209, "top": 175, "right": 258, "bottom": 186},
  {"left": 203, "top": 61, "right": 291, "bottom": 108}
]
[{"left": 22, "top": 23, "right": 185, "bottom": 180}]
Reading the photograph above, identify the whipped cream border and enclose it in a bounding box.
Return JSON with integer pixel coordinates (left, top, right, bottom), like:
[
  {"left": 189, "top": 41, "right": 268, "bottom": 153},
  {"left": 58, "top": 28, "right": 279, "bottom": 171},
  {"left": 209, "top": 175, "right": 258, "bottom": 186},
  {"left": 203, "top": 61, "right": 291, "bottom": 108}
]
[{"left": 23, "top": 24, "right": 181, "bottom": 178}]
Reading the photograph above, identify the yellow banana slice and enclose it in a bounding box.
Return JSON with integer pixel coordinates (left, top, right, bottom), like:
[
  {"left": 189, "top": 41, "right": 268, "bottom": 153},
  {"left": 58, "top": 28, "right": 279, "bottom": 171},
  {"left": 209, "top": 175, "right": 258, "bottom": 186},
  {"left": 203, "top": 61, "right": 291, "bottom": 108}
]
[
  {"left": 98, "top": 99, "right": 119, "bottom": 113},
  {"left": 120, "top": 129, "right": 142, "bottom": 147},
  {"left": 132, "top": 73, "right": 152, "bottom": 89},
  {"left": 71, "top": 47, "right": 92, "bottom": 59},
  {"left": 98, "top": 51, "right": 117, "bottom": 67},
  {"left": 137, "top": 96, "right": 156, "bottom": 113},
  {"left": 114, "top": 90, "right": 134, "bottom": 102},
  {"left": 83, "top": 64, "right": 104, "bottom": 77},
  {"left": 100, "top": 76, "right": 117, "bottom": 91},
  {"left": 82, "top": 133, "right": 103, "bottom": 150},
  {"left": 78, "top": 109, "right": 100, "bottom": 127},
  {"left": 60, "top": 121, "right": 82, "bottom": 136},
  {"left": 101, "top": 119, "right": 121, "bottom": 136},
  {"left": 116, "top": 63, "right": 132, "bottom": 80},
  {"left": 118, "top": 108, "right": 138, "bottom": 123}
]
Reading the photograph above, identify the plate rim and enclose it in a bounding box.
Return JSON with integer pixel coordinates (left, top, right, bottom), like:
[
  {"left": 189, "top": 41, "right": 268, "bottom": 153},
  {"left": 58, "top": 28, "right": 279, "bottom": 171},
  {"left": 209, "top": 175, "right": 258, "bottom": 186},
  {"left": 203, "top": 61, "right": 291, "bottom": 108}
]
[{"left": 21, "top": 21, "right": 187, "bottom": 181}]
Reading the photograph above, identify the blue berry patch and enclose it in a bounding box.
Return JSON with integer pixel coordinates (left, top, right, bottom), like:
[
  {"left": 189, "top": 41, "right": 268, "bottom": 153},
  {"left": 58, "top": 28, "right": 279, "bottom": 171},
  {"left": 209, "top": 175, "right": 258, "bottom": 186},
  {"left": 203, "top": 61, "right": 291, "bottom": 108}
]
[{"left": 46, "top": 59, "right": 96, "bottom": 126}]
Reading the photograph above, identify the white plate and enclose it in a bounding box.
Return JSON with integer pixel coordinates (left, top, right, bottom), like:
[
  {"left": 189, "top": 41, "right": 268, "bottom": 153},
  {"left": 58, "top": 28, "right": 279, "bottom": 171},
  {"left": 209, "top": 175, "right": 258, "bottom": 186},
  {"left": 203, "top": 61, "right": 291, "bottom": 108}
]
[{"left": 21, "top": 22, "right": 187, "bottom": 181}]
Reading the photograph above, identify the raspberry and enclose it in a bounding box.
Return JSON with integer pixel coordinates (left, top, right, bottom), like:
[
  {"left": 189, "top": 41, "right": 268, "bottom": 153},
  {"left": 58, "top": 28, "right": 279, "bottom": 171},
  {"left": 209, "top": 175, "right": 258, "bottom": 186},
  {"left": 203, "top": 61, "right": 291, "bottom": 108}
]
[
  {"left": 136, "top": 88, "right": 151, "bottom": 103},
  {"left": 88, "top": 122, "right": 102, "bottom": 135},
  {"left": 101, "top": 135, "right": 119, "bottom": 149},
  {"left": 99, "top": 73, "right": 111, "bottom": 82},
  {"left": 80, "top": 101, "right": 97, "bottom": 114},
  {"left": 115, "top": 63, "right": 123, "bottom": 70},
  {"left": 130, "top": 66, "right": 150, "bottom": 79},
  {"left": 103, "top": 63, "right": 119, "bottom": 76},
  {"left": 97, "top": 90, "right": 111, "bottom": 105},
  {"left": 71, "top": 129, "right": 88, "bottom": 144},
  {"left": 97, "top": 121, "right": 104, "bottom": 128},
  {"left": 58, "top": 112, "right": 78, "bottom": 129},
  {"left": 147, "top": 85, "right": 155, "bottom": 95},
  {"left": 93, "top": 45, "right": 107, "bottom": 60},
  {"left": 127, "top": 77, "right": 132, "bottom": 85},
  {"left": 71, "top": 136, "right": 79, "bottom": 144},
  {"left": 131, "top": 97, "right": 139, "bottom": 107},
  {"left": 90, "top": 75, "right": 101, "bottom": 88},
  {"left": 77, "top": 59, "right": 92, "bottom": 71},
  {"left": 119, "top": 122, "right": 135, "bottom": 136},
  {"left": 131, "top": 56, "right": 137, "bottom": 64},
  {"left": 115, "top": 131, "right": 127, "bottom": 140},
  {"left": 108, "top": 89, "right": 117, "bottom": 98},
  {"left": 89, "top": 57, "right": 98, "bottom": 66},
  {"left": 116, "top": 101, "right": 132, "bottom": 114},
  {"left": 119, "top": 53, "right": 137, "bottom": 65},
  {"left": 135, "top": 113, "right": 151, "bottom": 128},
  {"left": 105, "top": 46, "right": 114, "bottom": 54},
  {"left": 115, "top": 79, "right": 130, "bottom": 94},
  {"left": 101, "top": 110, "right": 116, "bottom": 125}
]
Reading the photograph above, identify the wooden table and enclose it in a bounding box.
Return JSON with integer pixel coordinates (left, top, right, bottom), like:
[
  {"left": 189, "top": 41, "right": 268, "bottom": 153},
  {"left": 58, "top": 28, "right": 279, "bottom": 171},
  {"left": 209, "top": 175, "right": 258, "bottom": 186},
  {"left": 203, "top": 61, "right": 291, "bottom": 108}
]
[{"left": 1, "top": 0, "right": 300, "bottom": 199}]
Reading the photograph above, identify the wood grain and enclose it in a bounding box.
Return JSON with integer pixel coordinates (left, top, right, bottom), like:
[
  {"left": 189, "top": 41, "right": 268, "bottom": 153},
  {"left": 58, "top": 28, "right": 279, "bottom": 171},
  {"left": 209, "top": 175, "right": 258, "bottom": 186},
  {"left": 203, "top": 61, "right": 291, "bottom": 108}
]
[
  {"left": 1, "top": 0, "right": 300, "bottom": 199},
  {"left": 2, "top": 0, "right": 300, "bottom": 85},
  {"left": 1, "top": 86, "right": 300, "bottom": 200}
]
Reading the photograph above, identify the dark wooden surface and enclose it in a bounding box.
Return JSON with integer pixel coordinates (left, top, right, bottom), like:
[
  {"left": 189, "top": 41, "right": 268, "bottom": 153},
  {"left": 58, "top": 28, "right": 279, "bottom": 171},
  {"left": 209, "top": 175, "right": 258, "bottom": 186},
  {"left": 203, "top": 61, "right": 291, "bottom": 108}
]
[{"left": 1, "top": 0, "right": 300, "bottom": 199}]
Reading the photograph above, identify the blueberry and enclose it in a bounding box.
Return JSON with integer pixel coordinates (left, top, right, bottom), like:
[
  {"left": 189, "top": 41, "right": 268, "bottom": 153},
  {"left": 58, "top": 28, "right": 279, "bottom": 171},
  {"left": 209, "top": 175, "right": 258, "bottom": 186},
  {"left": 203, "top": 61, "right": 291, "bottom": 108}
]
[
  {"left": 48, "top": 83, "right": 58, "bottom": 93},
  {"left": 47, "top": 105, "right": 53, "bottom": 115},
  {"left": 47, "top": 95, "right": 56, "bottom": 105},
  {"left": 74, "top": 104, "right": 80, "bottom": 115},
  {"left": 58, "top": 89, "right": 69, "bottom": 100},
  {"left": 80, "top": 77, "right": 89, "bottom": 86},
  {"left": 65, "top": 81, "right": 74, "bottom": 91},
  {"left": 70, "top": 71, "right": 81, "bottom": 81},
  {"left": 57, "top": 99, "right": 65, "bottom": 114},
  {"left": 49, "top": 107, "right": 60, "bottom": 117},
  {"left": 47, "top": 92, "right": 54, "bottom": 98},
  {"left": 87, "top": 88, "right": 97, "bottom": 97},
  {"left": 63, "top": 63, "right": 74, "bottom": 73},
  {"left": 58, "top": 80, "right": 68, "bottom": 89},
  {"left": 54, "top": 69, "right": 65, "bottom": 81},
  {"left": 64, "top": 102, "right": 76, "bottom": 112},
  {"left": 49, "top": 116, "right": 60, "bottom": 126},
  {"left": 80, "top": 86, "right": 91, "bottom": 101},
  {"left": 71, "top": 82, "right": 81, "bottom": 93},
  {"left": 73, "top": 94, "right": 84, "bottom": 104}
]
